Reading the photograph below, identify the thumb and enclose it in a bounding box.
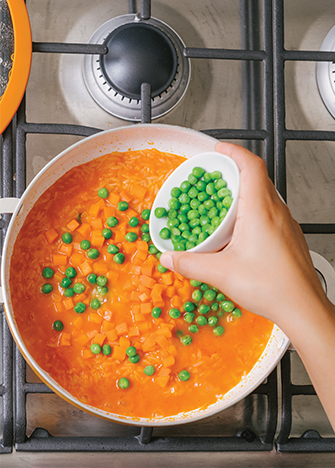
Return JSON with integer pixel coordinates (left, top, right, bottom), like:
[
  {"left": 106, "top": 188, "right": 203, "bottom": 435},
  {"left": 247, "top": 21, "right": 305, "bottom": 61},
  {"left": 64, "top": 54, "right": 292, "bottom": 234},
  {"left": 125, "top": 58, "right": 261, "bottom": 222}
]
[{"left": 160, "top": 250, "right": 222, "bottom": 287}]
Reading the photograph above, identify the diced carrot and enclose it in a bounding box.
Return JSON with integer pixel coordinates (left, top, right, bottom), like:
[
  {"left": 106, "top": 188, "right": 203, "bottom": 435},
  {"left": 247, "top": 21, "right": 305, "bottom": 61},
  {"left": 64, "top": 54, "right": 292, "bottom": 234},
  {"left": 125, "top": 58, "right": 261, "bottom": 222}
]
[
  {"left": 142, "top": 336, "right": 156, "bottom": 352},
  {"left": 52, "top": 254, "right": 68, "bottom": 266},
  {"left": 130, "top": 265, "right": 142, "bottom": 275},
  {"left": 156, "top": 326, "right": 172, "bottom": 338},
  {"left": 45, "top": 228, "right": 58, "bottom": 244},
  {"left": 91, "top": 235, "right": 105, "bottom": 248},
  {"left": 134, "top": 313, "right": 146, "bottom": 322},
  {"left": 63, "top": 298, "right": 74, "bottom": 310},
  {"left": 151, "top": 283, "right": 165, "bottom": 303},
  {"left": 114, "top": 231, "right": 124, "bottom": 243},
  {"left": 119, "top": 336, "right": 130, "bottom": 348},
  {"left": 78, "top": 260, "right": 93, "bottom": 276},
  {"left": 82, "top": 350, "right": 93, "bottom": 359},
  {"left": 119, "top": 191, "right": 132, "bottom": 203},
  {"left": 101, "top": 308, "right": 112, "bottom": 321},
  {"left": 173, "top": 279, "right": 183, "bottom": 290},
  {"left": 87, "top": 330, "right": 98, "bottom": 339},
  {"left": 75, "top": 293, "right": 87, "bottom": 303},
  {"left": 139, "top": 292, "right": 150, "bottom": 302},
  {"left": 115, "top": 322, "right": 128, "bottom": 336},
  {"left": 140, "top": 303, "right": 152, "bottom": 315},
  {"left": 76, "top": 334, "right": 90, "bottom": 346},
  {"left": 73, "top": 316, "right": 84, "bottom": 329},
  {"left": 129, "top": 326, "right": 140, "bottom": 337},
  {"left": 162, "top": 355, "right": 175, "bottom": 368},
  {"left": 137, "top": 321, "right": 150, "bottom": 333},
  {"left": 91, "top": 218, "right": 103, "bottom": 230},
  {"left": 155, "top": 376, "right": 169, "bottom": 388},
  {"left": 70, "top": 253, "right": 85, "bottom": 267},
  {"left": 161, "top": 272, "right": 173, "bottom": 286},
  {"left": 141, "top": 263, "right": 154, "bottom": 277},
  {"left": 105, "top": 329, "right": 118, "bottom": 342},
  {"left": 103, "top": 206, "right": 114, "bottom": 219},
  {"left": 155, "top": 335, "right": 169, "bottom": 349},
  {"left": 107, "top": 271, "right": 119, "bottom": 282},
  {"left": 130, "top": 184, "right": 146, "bottom": 199},
  {"left": 59, "top": 332, "right": 71, "bottom": 346},
  {"left": 93, "top": 262, "right": 108, "bottom": 275},
  {"left": 158, "top": 368, "right": 171, "bottom": 377},
  {"left": 123, "top": 280, "right": 134, "bottom": 291},
  {"left": 171, "top": 295, "right": 183, "bottom": 309},
  {"left": 125, "top": 209, "right": 138, "bottom": 220},
  {"left": 88, "top": 313, "right": 103, "bottom": 324},
  {"left": 59, "top": 244, "right": 73, "bottom": 256},
  {"left": 67, "top": 219, "right": 80, "bottom": 232},
  {"left": 76, "top": 223, "right": 91, "bottom": 238},
  {"left": 89, "top": 203, "right": 101, "bottom": 218},
  {"left": 165, "top": 286, "right": 176, "bottom": 298},
  {"left": 130, "top": 291, "right": 141, "bottom": 302},
  {"left": 111, "top": 346, "right": 126, "bottom": 361},
  {"left": 136, "top": 240, "right": 148, "bottom": 252},
  {"left": 93, "top": 333, "right": 106, "bottom": 347},
  {"left": 54, "top": 271, "right": 64, "bottom": 282},
  {"left": 140, "top": 275, "right": 156, "bottom": 289},
  {"left": 54, "top": 302, "right": 64, "bottom": 312},
  {"left": 73, "top": 242, "right": 81, "bottom": 251},
  {"left": 123, "top": 242, "right": 137, "bottom": 255},
  {"left": 168, "top": 345, "right": 177, "bottom": 357},
  {"left": 108, "top": 192, "right": 120, "bottom": 206},
  {"left": 102, "top": 320, "right": 115, "bottom": 332}
]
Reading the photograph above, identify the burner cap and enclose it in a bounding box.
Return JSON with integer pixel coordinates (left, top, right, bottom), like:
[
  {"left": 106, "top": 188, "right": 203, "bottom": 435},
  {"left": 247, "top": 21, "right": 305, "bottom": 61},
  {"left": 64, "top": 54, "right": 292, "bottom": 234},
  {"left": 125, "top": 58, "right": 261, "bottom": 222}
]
[{"left": 100, "top": 23, "right": 178, "bottom": 100}]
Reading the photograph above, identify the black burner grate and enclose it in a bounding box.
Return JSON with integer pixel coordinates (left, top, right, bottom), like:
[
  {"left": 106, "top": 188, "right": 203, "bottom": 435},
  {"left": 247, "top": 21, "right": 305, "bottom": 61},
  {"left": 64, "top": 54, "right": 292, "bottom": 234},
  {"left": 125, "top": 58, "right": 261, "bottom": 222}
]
[{"left": 1, "top": 0, "right": 335, "bottom": 454}]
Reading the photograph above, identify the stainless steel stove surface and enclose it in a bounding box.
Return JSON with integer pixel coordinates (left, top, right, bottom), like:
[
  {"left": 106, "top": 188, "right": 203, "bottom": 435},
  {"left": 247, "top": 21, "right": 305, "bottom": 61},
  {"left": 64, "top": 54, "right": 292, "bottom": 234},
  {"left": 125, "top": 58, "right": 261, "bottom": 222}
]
[{"left": 1, "top": 0, "right": 335, "bottom": 466}]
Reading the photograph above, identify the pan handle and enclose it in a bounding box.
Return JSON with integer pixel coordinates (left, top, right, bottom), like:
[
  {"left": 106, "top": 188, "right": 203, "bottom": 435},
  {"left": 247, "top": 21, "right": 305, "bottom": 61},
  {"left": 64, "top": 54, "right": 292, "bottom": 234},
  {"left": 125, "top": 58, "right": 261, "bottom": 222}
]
[{"left": 0, "top": 197, "right": 20, "bottom": 303}]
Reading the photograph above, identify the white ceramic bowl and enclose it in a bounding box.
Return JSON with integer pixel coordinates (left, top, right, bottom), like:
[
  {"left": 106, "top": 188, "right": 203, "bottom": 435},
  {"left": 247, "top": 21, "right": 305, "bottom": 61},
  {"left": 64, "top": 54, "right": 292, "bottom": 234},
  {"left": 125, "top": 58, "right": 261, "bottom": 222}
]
[{"left": 149, "top": 151, "right": 240, "bottom": 253}]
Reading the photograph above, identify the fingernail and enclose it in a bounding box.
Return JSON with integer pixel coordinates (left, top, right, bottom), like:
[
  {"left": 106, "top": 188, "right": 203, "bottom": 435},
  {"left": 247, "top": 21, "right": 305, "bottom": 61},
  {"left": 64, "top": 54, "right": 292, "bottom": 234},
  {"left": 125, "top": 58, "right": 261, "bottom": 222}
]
[{"left": 160, "top": 253, "right": 174, "bottom": 271}]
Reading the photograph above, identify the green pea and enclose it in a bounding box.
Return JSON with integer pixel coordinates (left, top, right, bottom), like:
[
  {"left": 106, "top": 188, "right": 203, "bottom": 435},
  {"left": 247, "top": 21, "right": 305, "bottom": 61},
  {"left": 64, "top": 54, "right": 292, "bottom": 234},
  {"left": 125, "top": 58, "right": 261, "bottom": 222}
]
[
  {"left": 196, "top": 316, "right": 207, "bottom": 326},
  {"left": 214, "top": 178, "right": 227, "bottom": 190},
  {"left": 185, "top": 240, "right": 194, "bottom": 250},
  {"left": 169, "top": 308, "right": 181, "bottom": 319},
  {"left": 64, "top": 287, "right": 74, "bottom": 298},
  {"left": 142, "top": 233, "right": 151, "bottom": 242},
  {"left": 211, "top": 302, "right": 219, "bottom": 311},
  {"left": 87, "top": 273, "right": 97, "bottom": 284},
  {"left": 118, "top": 377, "right": 130, "bottom": 389},
  {"left": 97, "top": 286, "right": 108, "bottom": 295},
  {"left": 208, "top": 316, "right": 219, "bottom": 327},
  {"left": 192, "top": 166, "right": 205, "bottom": 178},
  {"left": 62, "top": 232, "right": 73, "bottom": 244},
  {"left": 148, "top": 244, "right": 159, "bottom": 255},
  {"left": 154, "top": 207, "right": 167, "bottom": 218},
  {"left": 213, "top": 325, "right": 225, "bottom": 336},
  {"left": 203, "top": 172, "right": 212, "bottom": 183},
  {"left": 168, "top": 198, "right": 180, "bottom": 210},
  {"left": 87, "top": 248, "right": 100, "bottom": 260},
  {"left": 187, "top": 210, "right": 200, "bottom": 221},
  {"left": 90, "top": 298, "right": 101, "bottom": 309},
  {"left": 141, "top": 209, "right": 151, "bottom": 220},
  {"left": 126, "top": 346, "right": 137, "bottom": 357},
  {"left": 80, "top": 239, "right": 91, "bottom": 250},
  {"left": 159, "top": 227, "right": 171, "bottom": 240},
  {"left": 174, "top": 243, "right": 186, "bottom": 251},
  {"left": 98, "top": 187, "right": 109, "bottom": 198},
  {"left": 200, "top": 283, "right": 209, "bottom": 291},
  {"left": 179, "top": 193, "right": 190, "bottom": 205},
  {"left": 190, "top": 279, "right": 202, "bottom": 287},
  {"left": 171, "top": 227, "right": 181, "bottom": 237},
  {"left": 208, "top": 207, "right": 218, "bottom": 219},
  {"left": 96, "top": 276, "right": 108, "bottom": 286},
  {"left": 157, "top": 263, "right": 167, "bottom": 273},
  {"left": 73, "top": 283, "right": 85, "bottom": 294},
  {"left": 199, "top": 304, "right": 210, "bottom": 315},
  {"left": 220, "top": 300, "right": 235, "bottom": 312},
  {"left": 74, "top": 302, "right": 86, "bottom": 314},
  {"left": 65, "top": 267, "right": 77, "bottom": 278},
  {"left": 129, "top": 216, "right": 139, "bottom": 227},
  {"left": 190, "top": 199, "right": 201, "bottom": 210},
  {"left": 113, "top": 253, "right": 125, "bottom": 264},
  {"left": 144, "top": 365, "right": 155, "bottom": 376},
  {"left": 151, "top": 307, "right": 162, "bottom": 318},
  {"left": 211, "top": 217, "right": 221, "bottom": 228},
  {"left": 210, "top": 170, "right": 222, "bottom": 180},
  {"left": 184, "top": 312, "right": 195, "bottom": 323},
  {"left": 107, "top": 216, "right": 119, "bottom": 227},
  {"left": 179, "top": 370, "right": 191, "bottom": 381},
  {"left": 183, "top": 301, "right": 195, "bottom": 312},
  {"left": 42, "top": 267, "right": 54, "bottom": 279},
  {"left": 60, "top": 277, "right": 72, "bottom": 288},
  {"left": 204, "top": 289, "right": 216, "bottom": 301},
  {"left": 118, "top": 201, "right": 129, "bottom": 211},
  {"left": 222, "top": 196, "right": 233, "bottom": 209},
  {"left": 218, "top": 310, "right": 224, "bottom": 317},
  {"left": 53, "top": 320, "right": 64, "bottom": 331},
  {"left": 217, "top": 188, "right": 231, "bottom": 199},
  {"left": 125, "top": 232, "right": 138, "bottom": 243},
  {"left": 180, "top": 204, "right": 191, "bottom": 214},
  {"left": 198, "top": 204, "right": 208, "bottom": 216},
  {"left": 107, "top": 244, "right": 119, "bottom": 254},
  {"left": 102, "top": 228, "right": 112, "bottom": 239},
  {"left": 196, "top": 180, "right": 207, "bottom": 191},
  {"left": 192, "top": 289, "right": 203, "bottom": 301},
  {"left": 188, "top": 187, "right": 199, "bottom": 199},
  {"left": 170, "top": 187, "right": 181, "bottom": 198},
  {"left": 167, "top": 208, "right": 178, "bottom": 219},
  {"left": 232, "top": 308, "right": 242, "bottom": 318},
  {"left": 216, "top": 293, "right": 225, "bottom": 301},
  {"left": 220, "top": 208, "right": 228, "bottom": 219},
  {"left": 167, "top": 218, "right": 179, "bottom": 229},
  {"left": 156, "top": 252, "right": 162, "bottom": 260},
  {"left": 180, "top": 335, "right": 192, "bottom": 346},
  {"left": 197, "top": 191, "right": 209, "bottom": 202},
  {"left": 189, "top": 324, "right": 199, "bottom": 333},
  {"left": 140, "top": 224, "right": 149, "bottom": 234},
  {"left": 129, "top": 354, "right": 140, "bottom": 364},
  {"left": 102, "top": 344, "right": 112, "bottom": 355},
  {"left": 176, "top": 330, "right": 183, "bottom": 338},
  {"left": 206, "top": 182, "right": 216, "bottom": 196},
  {"left": 91, "top": 343, "right": 101, "bottom": 354},
  {"left": 204, "top": 199, "right": 215, "bottom": 210},
  {"left": 188, "top": 173, "right": 198, "bottom": 185},
  {"left": 182, "top": 230, "right": 191, "bottom": 239},
  {"left": 180, "top": 180, "right": 191, "bottom": 193}
]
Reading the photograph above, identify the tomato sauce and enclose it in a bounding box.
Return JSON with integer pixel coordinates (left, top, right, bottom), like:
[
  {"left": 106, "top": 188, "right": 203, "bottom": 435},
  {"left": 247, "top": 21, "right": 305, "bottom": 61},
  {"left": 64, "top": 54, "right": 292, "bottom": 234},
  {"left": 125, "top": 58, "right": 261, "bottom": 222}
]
[{"left": 10, "top": 149, "right": 273, "bottom": 420}]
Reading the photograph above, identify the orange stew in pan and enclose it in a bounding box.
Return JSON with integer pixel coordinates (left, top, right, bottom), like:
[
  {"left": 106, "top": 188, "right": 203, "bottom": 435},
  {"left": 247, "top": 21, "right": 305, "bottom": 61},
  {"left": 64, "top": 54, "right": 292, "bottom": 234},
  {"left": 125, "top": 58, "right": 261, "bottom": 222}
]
[{"left": 10, "top": 149, "right": 273, "bottom": 419}]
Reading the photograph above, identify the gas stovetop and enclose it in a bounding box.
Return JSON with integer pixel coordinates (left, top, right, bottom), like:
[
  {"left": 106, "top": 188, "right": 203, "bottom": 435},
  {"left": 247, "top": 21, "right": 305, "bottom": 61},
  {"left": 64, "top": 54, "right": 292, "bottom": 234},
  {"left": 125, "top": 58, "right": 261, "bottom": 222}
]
[{"left": 1, "top": 0, "right": 335, "bottom": 465}]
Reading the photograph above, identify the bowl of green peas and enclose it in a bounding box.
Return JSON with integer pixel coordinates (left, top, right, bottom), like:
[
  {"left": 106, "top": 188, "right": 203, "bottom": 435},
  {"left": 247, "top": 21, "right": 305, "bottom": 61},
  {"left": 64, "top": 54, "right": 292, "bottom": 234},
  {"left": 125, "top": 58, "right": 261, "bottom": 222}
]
[{"left": 149, "top": 151, "right": 240, "bottom": 253}]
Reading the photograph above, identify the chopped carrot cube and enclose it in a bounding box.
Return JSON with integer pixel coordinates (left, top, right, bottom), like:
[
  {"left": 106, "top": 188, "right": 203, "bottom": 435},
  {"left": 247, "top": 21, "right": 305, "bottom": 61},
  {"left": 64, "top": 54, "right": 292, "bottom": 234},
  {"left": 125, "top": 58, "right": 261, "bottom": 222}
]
[
  {"left": 171, "top": 295, "right": 183, "bottom": 309},
  {"left": 82, "top": 350, "right": 93, "bottom": 359},
  {"left": 70, "top": 253, "right": 85, "bottom": 267},
  {"left": 91, "top": 218, "right": 103, "bottom": 230},
  {"left": 78, "top": 260, "right": 93, "bottom": 276},
  {"left": 140, "top": 303, "right": 152, "bottom": 315},
  {"left": 52, "top": 254, "right": 68, "bottom": 266},
  {"left": 130, "top": 291, "right": 141, "bottom": 302},
  {"left": 53, "top": 271, "right": 64, "bottom": 282},
  {"left": 129, "top": 326, "right": 140, "bottom": 337},
  {"left": 156, "top": 326, "right": 172, "bottom": 338},
  {"left": 136, "top": 240, "right": 148, "bottom": 252},
  {"left": 115, "top": 322, "right": 128, "bottom": 336},
  {"left": 104, "top": 206, "right": 114, "bottom": 219},
  {"left": 155, "top": 335, "right": 169, "bottom": 349},
  {"left": 119, "top": 336, "right": 130, "bottom": 348},
  {"left": 119, "top": 191, "right": 132, "bottom": 203},
  {"left": 89, "top": 203, "right": 101, "bottom": 217},
  {"left": 113, "top": 231, "right": 124, "bottom": 243},
  {"left": 141, "top": 263, "right": 154, "bottom": 277},
  {"left": 130, "top": 184, "right": 146, "bottom": 199},
  {"left": 140, "top": 275, "right": 156, "bottom": 289},
  {"left": 158, "top": 368, "right": 171, "bottom": 377},
  {"left": 105, "top": 329, "right": 118, "bottom": 342},
  {"left": 63, "top": 298, "right": 74, "bottom": 310},
  {"left": 75, "top": 293, "right": 87, "bottom": 303},
  {"left": 173, "top": 279, "right": 183, "bottom": 290},
  {"left": 76, "top": 334, "right": 91, "bottom": 346},
  {"left": 76, "top": 223, "right": 91, "bottom": 238},
  {"left": 54, "top": 302, "right": 64, "bottom": 312},
  {"left": 108, "top": 192, "right": 120, "bottom": 206},
  {"left": 87, "top": 330, "right": 98, "bottom": 340},
  {"left": 102, "top": 320, "right": 115, "bottom": 332},
  {"left": 134, "top": 313, "right": 146, "bottom": 322},
  {"left": 123, "top": 242, "right": 137, "bottom": 254},
  {"left": 142, "top": 336, "right": 156, "bottom": 352},
  {"left": 90, "top": 235, "right": 105, "bottom": 248},
  {"left": 59, "top": 244, "right": 73, "bottom": 256},
  {"left": 93, "top": 333, "right": 106, "bottom": 347},
  {"left": 107, "top": 271, "right": 119, "bottom": 282},
  {"left": 151, "top": 283, "right": 165, "bottom": 303},
  {"left": 93, "top": 262, "right": 108, "bottom": 275},
  {"left": 59, "top": 332, "right": 71, "bottom": 347},
  {"left": 67, "top": 219, "right": 80, "bottom": 232},
  {"left": 101, "top": 308, "right": 112, "bottom": 321},
  {"left": 165, "top": 286, "right": 176, "bottom": 298},
  {"left": 139, "top": 292, "right": 150, "bottom": 302},
  {"left": 45, "top": 228, "right": 58, "bottom": 244},
  {"left": 162, "top": 355, "right": 175, "bottom": 368},
  {"left": 88, "top": 313, "right": 103, "bottom": 324},
  {"left": 111, "top": 346, "right": 126, "bottom": 361},
  {"left": 168, "top": 345, "right": 177, "bottom": 357},
  {"left": 155, "top": 376, "right": 169, "bottom": 388},
  {"left": 137, "top": 321, "right": 150, "bottom": 333},
  {"left": 130, "top": 265, "right": 142, "bottom": 275},
  {"left": 73, "top": 316, "right": 84, "bottom": 329},
  {"left": 161, "top": 272, "right": 173, "bottom": 286}
]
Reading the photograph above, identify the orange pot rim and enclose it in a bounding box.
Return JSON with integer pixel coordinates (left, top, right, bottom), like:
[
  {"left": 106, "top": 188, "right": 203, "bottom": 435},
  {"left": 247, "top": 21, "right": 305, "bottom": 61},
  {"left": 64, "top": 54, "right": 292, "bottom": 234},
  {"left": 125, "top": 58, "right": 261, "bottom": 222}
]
[{"left": 0, "top": 0, "right": 32, "bottom": 134}]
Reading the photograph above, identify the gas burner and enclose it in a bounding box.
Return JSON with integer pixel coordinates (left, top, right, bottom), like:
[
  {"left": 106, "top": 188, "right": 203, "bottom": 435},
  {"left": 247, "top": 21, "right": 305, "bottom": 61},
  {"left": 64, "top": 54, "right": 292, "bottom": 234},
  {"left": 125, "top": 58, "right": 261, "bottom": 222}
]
[
  {"left": 316, "top": 24, "right": 335, "bottom": 119},
  {"left": 83, "top": 14, "right": 190, "bottom": 121}
]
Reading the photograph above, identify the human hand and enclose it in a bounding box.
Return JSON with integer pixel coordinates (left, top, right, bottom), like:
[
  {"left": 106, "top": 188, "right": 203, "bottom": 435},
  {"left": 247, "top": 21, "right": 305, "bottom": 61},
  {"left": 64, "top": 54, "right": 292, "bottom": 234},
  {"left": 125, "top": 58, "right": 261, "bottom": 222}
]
[{"left": 160, "top": 142, "right": 328, "bottom": 329}]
